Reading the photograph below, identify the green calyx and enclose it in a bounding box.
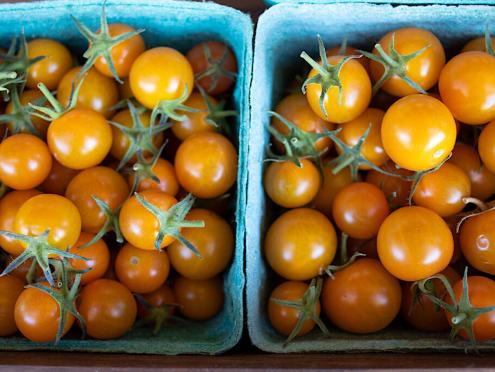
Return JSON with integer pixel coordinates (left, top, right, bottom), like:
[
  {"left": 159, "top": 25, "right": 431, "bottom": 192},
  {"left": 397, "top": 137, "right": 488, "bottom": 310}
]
[
  {"left": 71, "top": 3, "right": 144, "bottom": 83},
  {"left": 325, "top": 232, "right": 365, "bottom": 277},
  {"left": 300, "top": 34, "right": 357, "bottom": 118},
  {"left": 134, "top": 193, "right": 205, "bottom": 255},
  {"left": 271, "top": 278, "right": 329, "bottom": 345},
  {"left": 127, "top": 143, "right": 166, "bottom": 195},
  {"left": 151, "top": 85, "right": 202, "bottom": 125},
  {"left": 0, "top": 229, "right": 88, "bottom": 287},
  {"left": 195, "top": 43, "right": 237, "bottom": 93},
  {"left": 198, "top": 86, "right": 237, "bottom": 136},
  {"left": 485, "top": 26, "right": 495, "bottom": 56},
  {"left": 0, "top": 71, "right": 22, "bottom": 98},
  {"left": 359, "top": 33, "right": 430, "bottom": 96},
  {"left": 109, "top": 100, "right": 170, "bottom": 171},
  {"left": 134, "top": 294, "right": 181, "bottom": 335}
]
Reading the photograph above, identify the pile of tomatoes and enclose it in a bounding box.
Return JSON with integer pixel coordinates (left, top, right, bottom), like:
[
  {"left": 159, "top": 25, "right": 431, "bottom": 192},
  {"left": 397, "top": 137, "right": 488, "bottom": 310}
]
[
  {"left": 0, "top": 6, "right": 238, "bottom": 344},
  {"left": 264, "top": 27, "right": 495, "bottom": 345}
]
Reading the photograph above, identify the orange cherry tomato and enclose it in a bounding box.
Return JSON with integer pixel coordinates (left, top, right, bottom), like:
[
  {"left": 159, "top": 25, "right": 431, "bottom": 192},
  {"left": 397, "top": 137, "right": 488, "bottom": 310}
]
[
  {"left": 439, "top": 51, "right": 495, "bottom": 125},
  {"left": 57, "top": 67, "right": 119, "bottom": 119},
  {"left": 462, "top": 36, "right": 495, "bottom": 53},
  {"left": 69, "top": 232, "right": 110, "bottom": 285},
  {"left": 326, "top": 45, "right": 369, "bottom": 72},
  {"left": 478, "top": 119, "right": 495, "bottom": 175},
  {"left": 175, "top": 132, "right": 237, "bottom": 199},
  {"left": 168, "top": 209, "right": 233, "bottom": 280},
  {"left": 115, "top": 242, "right": 170, "bottom": 294},
  {"left": 0, "top": 275, "right": 24, "bottom": 336},
  {"left": 264, "top": 159, "right": 321, "bottom": 208},
  {"left": 47, "top": 108, "right": 112, "bottom": 170},
  {"left": 5, "top": 89, "right": 49, "bottom": 136},
  {"left": 130, "top": 47, "right": 194, "bottom": 109},
  {"left": 0, "top": 189, "right": 41, "bottom": 256},
  {"left": 332, "top": 182, "right": 390, "bottom": 239},
  {"left": 377, "top": 206, "right": 453, "bottom": 281},
  {"left": 173, "top": 275, "right": 224, "bottom": 321},
  {"left": 39, "top": 159, "right": 79, "bottom": 195},
  {"left": 94, "top": 23, "right": 145, "bottom": 79},
  {"left": 370, "top": 28, "right": 445, "bottom": 97},
  {"left": 65, "top": 166, "right": 129, "bottom": 234},
  {"left": 265, "top": 208, "right": 337, "bottom": 281},
  {"left": 0, "top": 133, "right": 52, "bottom": 190},
  {"left": 129, "top": 158, "right": 179, "bottom": 196},
  {"left": 26, "top": 38, "right": 73, "bottom": 90},
  {"left": 78, "top": 279, "right": 137, "bottom": 340},
  {"left": 139, "top": 284, "right": 177, "bottom": 318},
  {"left": 381, "top": 94, "right": 456, "bottom": 171},
  {"left": 366, "top": 160, "right": 412, "bottom": 209},
  {"left": 322, "top": 258, "right": 401, "bottom": 333}
]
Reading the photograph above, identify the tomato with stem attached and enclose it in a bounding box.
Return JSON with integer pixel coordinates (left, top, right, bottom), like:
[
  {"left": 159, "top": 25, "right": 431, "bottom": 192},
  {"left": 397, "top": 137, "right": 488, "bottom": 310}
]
[
  {"left": 462, "top": 36, "right": 495, "bottom": 53},
  {"left": 0, "top": 275, "right": 24, "bottom": 336},
  {"left": 129, "top": 158, "right": 179, "bottom": 197},
  {"left": 5, "top": 89, "right": 50, "bottom": 136},
  {"left": 69, "top": 232, "right": 110, "bottom": 285}
]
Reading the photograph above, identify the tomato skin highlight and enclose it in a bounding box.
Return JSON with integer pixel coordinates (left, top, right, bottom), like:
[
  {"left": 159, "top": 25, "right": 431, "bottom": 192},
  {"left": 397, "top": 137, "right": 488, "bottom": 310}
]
[{"left": 0, "top": 275, "right": 24, "bottom": 337}]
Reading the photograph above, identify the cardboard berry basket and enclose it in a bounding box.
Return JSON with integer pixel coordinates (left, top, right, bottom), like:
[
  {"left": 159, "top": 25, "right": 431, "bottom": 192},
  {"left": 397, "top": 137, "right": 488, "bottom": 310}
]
[
  {"left": 0, "top": 0, "right": 252, "bottom": 355},
  {"left": 265, "top": 0, "right": 495, "bottom": 6},
  {"left": 247, "top": 2, "right": 495, "bottom": 353}
]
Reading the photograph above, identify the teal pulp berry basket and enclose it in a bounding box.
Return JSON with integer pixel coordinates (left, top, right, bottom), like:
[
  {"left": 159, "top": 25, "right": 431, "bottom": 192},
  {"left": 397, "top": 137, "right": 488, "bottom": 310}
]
[
  {"left": 265, "top": 0, "right": 495, "bottom": 6},
  {"left": 247, "top": 2, "right": 495, "bottom": 353},
  {"left": 0, "top": 0, "right": 252, "bottom": 355}
]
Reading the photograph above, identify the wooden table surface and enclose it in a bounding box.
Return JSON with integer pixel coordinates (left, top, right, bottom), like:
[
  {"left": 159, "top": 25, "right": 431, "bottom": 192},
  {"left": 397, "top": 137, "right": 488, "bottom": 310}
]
[{"left": 0, "top": 0, "right": 493, "bottom": 369}]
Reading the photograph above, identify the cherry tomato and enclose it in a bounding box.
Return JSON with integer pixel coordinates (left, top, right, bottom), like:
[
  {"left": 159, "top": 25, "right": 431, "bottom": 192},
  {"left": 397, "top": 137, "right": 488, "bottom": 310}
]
[
  {"left": 119, "top": 190, "right": 178, "bottom": 251},
  {"left": 139, "top": 284, "right": 176, "bottom": 318},
  {"left": 447, "top": 276, "right": 495, "bottom": 341},
  {"left": 462, "top": 36, "right": 495, "bottom": 53},
  {"left": 336, "top": 108, "right": 388, "bottom": 169},
  {"left": 439, "top": 51, "right": 495, "bottom": 125},
  {"left": 47, "top": 108, "right": 112, "bottom": 170},
  {"left": 129, "top": 158, "right": 179, "bottom": 196},
  {"left": 65, "top": 166, "right": 129, "bottom": 234},
  {"left": 271, "top": 93, "right": 334, "bottom": 153},
  {"left": 173, "top": 275, "right": 224, "bottom": 321},
  {"left": 0, "top": 275, "right": 24, "bottom": 336},
  {"left": 15, "top": 282, "right": 75, "bottom": 342},
  {"left": 381, "top": 94, "right": 456, "bottom": 171},
  {"left": 69, "top": 232, "right": 110, "bottom": 285},
  {"left": 26, "top": 38, "right": 73, "bottom": 90},
  {"left": 366, "top": 160, "right": 412, "bottom": 209},
  {"left": 168, "top": 209, "right": 233, "bottom": 280},
  {"left": 478, "top": 119, "right": 495, "bottom": 175},
  {"left": 264, "top": 159, "right": 321, "bottom": 208},
  {"left": 0, "top": 134, "right": 52, "bottom": 190},
  {"left": 78, "top": 279, "right": 137, "bottom": 340},
  {"left": 186, "top": 41, "right": 237, "bottom": 96},
  {"left": 449, "top": 143, "right": 495, "bottom": 201},
  {"left": 413, "top": 163, "right": 471, "bottom": 217},
  {"left": 40, "top": 159, "right": 79, "bottom": 195},
  {"left": 370, "top": 28, "right": 445, "bottom": 97},
  {"left": 0, "top": 189, "right": 41, "bottom": 256},
  {"left": 322, "top": 258, "right": 401, "bottom": 333},
  {"left": 377, "top": 206, "right": 453, "bottom": 281},
  {"left": 130, "top": 47, "right": 194, "bottom": 109},
  {"left": 57, "top": 67, "right": 119, "bottom": 119},
  {"left": 94, "top": 23, "right": 145, "bottom": 79},
  {"left": 175, "top": 132, "right": 237, "bottom": 199},
  {"left": 265, "top": 208, "right": 337, "bottom": 281},
  {"left": 401, "top": 267, "right": 460, "bottom": 332},
  {"left": 332, "top": 182, "right": 389, "bottom": 239},
  {"left": 268, "top": 281, "right": 320, "bottom": 337},
  {"left": 115, "top": 242, "right": 170, "bottom": 294},
  {"left": 312, "top": 165, "right": 354, "bottom": 218},
  {"left": 305, "top": 55, "right": 371, "bottom": 123},
  {"left": 14, "top": 194, "right": 81, "bottom": 250},
  {"left": 5, "top": 89, "right": 49, "bottom": 136},
  {"left": 326, "top": 45, "right": 369, "bottom": 72}
]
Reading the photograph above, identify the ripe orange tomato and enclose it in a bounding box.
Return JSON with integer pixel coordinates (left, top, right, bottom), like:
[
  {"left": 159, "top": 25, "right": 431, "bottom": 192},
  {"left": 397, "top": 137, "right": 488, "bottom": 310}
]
[
  {"left": 0, "top": 189, "right": 41, "bottom": 256},
  {"left": 326, "top": 45, "right": 369, "bottom": 72},
  {"left": 69, "top": 232, "right": 110, "bottom": 285},
  {"left": 322, "top": 258, "right": 401, "bottom": 333},
  {"left": 478, "top": 119, "right": 495, "bottom": 175},
  {"left": 305, "top": 55, "right": 371, "bottom": 123},
  {"left": 265, "top": 208, "right": 337, "bottom": 281},
  {"left": 312, "top": 165, "right": 354, "bottom": 218},
  {"left": 130, "top": 47, "right": 194, "bottom": 109},
  {"left": 47, "top": 109, "right": 112, "bottom": 170},
  {"left": 268, "top": 281, "right": 320, "bottom": 337},
  {"left": 370, "top": 28, "right": 445, "bottom": 97},
  {"left": 5, "top": 89, "right": 49, "bottom": 136},
  {"left": 129, "top": 158, "right": 179, "bottom": 196},
  {"left": 264, "top": 159, "right": 321, "bottom": 208},
  {"left": 78, "top": 279, "right": 137, "bottom": 340},
  {"left": 15, "top": 283, "right": 75, "bottom": 342},
  {"left": 462, "top": 36, "right": 495, "bottom": 53},
  {"left": 381, "top": 94, "right": 456, "bottom": 171},
  {"left": 26, "top": 38, "right": 73, "bottom": 90},
  {"left": 115, "top": 242, "right": 170, "bottom": 294},
  {"left": 168, "top": 209, "right": 233, "bottom": 280},
  {"left": 173, "top": 275, "right": 224, "bottom": 321},
  {"left": 0, "top": 275, "right": 24, "bottom": 336},
  {"left": 40, "top": 159, "right": 79, "bottom": 195},
  {"left": 332, "top": 182, "right": 389, "bottom": 239},
  {"left": 65, "top": 166, "right": 129, "bottom": 234},
  {"left": 0, "top": 134, "right": 52, "bottom": 190},
  {"left": 439, "top": 51, "right": 495, "bottom": 125},
  {"left": 175, "top": 132, "right": 237, "bottom": 199},
  {"left": 377, "top": 206, "right": 453, "bottom": 281},
  {"left": 366, "top": 161, "right": 412, "bottom": 209},
  {"left": 139, "top": 284, "right": 177, "bottom": 319},
  {"left": 94, "top": 23, "right": 145, "bottom": 79}
]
